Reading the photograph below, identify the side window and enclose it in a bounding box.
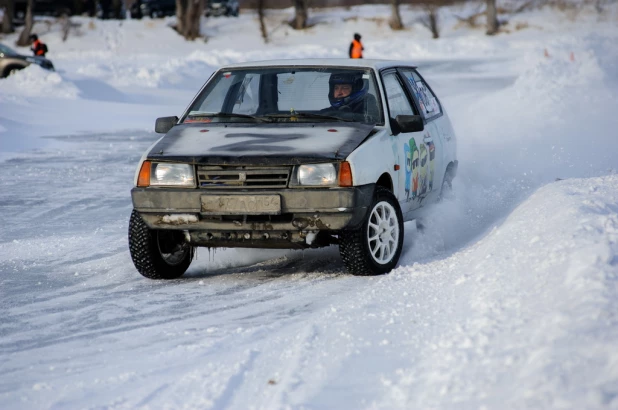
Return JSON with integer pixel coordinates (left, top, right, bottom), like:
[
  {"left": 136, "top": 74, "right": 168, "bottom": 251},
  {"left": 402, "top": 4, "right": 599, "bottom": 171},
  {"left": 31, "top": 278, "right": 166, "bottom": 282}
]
[
  {"left": 400, "top": 69, "right": 442, "bottom": 120},
  {"left": 382, "top": 72, "right": 415, "bottom": 118}
]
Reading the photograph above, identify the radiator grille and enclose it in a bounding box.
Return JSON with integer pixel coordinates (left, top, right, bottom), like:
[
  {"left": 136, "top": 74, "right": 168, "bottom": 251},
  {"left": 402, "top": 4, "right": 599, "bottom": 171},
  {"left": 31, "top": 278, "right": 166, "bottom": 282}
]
[{"left": 197, "top": 166, "right": 291, "bottom": 189}]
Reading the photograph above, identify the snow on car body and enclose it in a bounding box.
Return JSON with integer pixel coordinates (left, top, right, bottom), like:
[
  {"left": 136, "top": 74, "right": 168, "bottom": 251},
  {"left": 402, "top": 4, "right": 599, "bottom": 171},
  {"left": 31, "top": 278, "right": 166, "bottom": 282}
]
[{"left": 129, "top": 59, "right": 458, "bottom": 279}]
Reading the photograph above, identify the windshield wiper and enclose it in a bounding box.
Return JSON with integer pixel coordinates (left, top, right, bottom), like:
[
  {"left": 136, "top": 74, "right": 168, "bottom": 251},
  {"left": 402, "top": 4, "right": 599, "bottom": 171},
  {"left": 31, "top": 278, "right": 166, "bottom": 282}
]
[
  {"left": 186, "top": 112, "right": 272, "bottom": 123},
  {"left": 264, "top": 113, "right": 354, "bottom": 122}
]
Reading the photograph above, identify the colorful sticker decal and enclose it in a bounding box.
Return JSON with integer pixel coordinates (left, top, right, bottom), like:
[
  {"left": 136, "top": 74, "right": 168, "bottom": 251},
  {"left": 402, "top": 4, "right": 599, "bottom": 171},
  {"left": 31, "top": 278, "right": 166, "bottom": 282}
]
[
  {"left": 418, "top": 143, "right": 428, "bottom": 196},
  {"left": 408, "top": 76, "right": 440, "bottom": 117},
  {"left": 404, "top": 143, "right": 412, "bottom": 200},
  {"left": 427, "top": 138, "right": 435, "bottom": 192},
  {"left": 407, "top": 77, "right": 422, "bottom": 107},
  {"left": 416, "top": 81, "right": 433, "bottom": 115},
  {"left": 223, "top": 72, "right": 232, "bottom": 79},
  {"left": 409, "top": 138, "right": 419, "bottom": 200},
  {"left": 402, "top": 132, "right": 437, "bottom": 202}
]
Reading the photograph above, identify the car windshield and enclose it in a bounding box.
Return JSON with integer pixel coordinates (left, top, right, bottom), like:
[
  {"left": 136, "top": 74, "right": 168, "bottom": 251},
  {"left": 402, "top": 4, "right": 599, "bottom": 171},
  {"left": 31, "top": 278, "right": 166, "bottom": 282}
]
[
  {"left": 0, "top": 44, "right": 18, "bottom": 56},
  {"left": 183, "top": 67, "right": 383, "bottom": 125}
]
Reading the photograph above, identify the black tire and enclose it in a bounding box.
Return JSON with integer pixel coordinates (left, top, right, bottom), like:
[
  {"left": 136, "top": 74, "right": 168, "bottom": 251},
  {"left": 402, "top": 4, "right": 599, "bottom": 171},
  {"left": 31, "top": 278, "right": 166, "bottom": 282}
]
[
  {"left": 128, "top": 210, "right": 193, "bottom": 279},
  {"left": 2, "top": 65, "right": 23, "bottom": 78},
  {"left": 339, "top": 186, "right": 404, "bottom": 276}
]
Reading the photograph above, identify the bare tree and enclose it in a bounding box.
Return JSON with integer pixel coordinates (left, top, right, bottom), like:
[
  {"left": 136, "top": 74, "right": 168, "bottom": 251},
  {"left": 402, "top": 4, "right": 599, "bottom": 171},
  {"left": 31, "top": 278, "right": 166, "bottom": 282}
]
[
  {"left": 112, "top": 0, "right": 123, "bottom": 19},
  {"left": 1, "top": 0, "right": 15, "bottom": 34},
  {"left": 424, "top": 4, "right": 439, "bottom": 39},
  {"left": 175, "top": 0, "right": 203, "bottom": 40},
  {"left": 185, "top": 0, "right": 204, "bottom": 40},
  {"left": 175, "top": 0, "right": 186, "bottom": 34},
  {"left": 258, "top": 0, "right": 268, "bottom": 43},
  {"left": 293, "top": 0, "right": 307, "bottom": 30},
  {"left": 390, "top": 0, "right": 403, "bottom": 30},
  {"left": 60, "top": 10, "right": 71, "bottom": 42},
  {"left": 16, "top": 0, "right": 33, "bottom": 46},
  {"left": 486, "top": 0, "right": 499, "bottom": 35}
]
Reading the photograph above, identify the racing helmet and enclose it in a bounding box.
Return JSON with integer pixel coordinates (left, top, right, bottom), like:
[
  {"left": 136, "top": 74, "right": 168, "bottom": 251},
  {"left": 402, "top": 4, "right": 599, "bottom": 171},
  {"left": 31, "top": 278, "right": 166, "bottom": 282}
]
[{"left": 328, "top": 72, "right": 368, "bottom": 109}]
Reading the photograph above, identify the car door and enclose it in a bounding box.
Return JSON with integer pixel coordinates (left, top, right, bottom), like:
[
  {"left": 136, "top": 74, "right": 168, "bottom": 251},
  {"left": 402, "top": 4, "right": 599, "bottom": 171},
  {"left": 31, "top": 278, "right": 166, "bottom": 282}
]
[
  {"left": 397, "top": 68, "right": 445, "bottom": 207},
  {"left": 381, "top": 70, "right": 427, "bottom": 216}
]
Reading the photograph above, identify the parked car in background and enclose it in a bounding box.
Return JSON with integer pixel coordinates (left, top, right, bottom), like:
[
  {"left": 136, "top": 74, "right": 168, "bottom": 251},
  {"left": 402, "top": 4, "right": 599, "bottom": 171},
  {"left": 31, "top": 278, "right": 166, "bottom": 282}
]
[
  {"left": 205, "top": 0, "right": 239, "bottom": 17},
  {"left": 13, "top": 0, "right": 75, "bottom": 19},
  {"left": 128, "top": 59, "right": 458, "bottom": 280},
  {"left": 130, "top": 0, "right": 176, "bottom": 19},
  {"left": 0, "top": 43, "right": 55, "bottom": 78}
]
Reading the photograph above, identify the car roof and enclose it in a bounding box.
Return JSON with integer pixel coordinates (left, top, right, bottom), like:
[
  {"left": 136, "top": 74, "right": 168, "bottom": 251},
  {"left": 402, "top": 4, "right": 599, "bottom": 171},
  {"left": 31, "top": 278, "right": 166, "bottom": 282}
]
[{"left": 219, "top": 58, "right": 417, "bottom": 71}]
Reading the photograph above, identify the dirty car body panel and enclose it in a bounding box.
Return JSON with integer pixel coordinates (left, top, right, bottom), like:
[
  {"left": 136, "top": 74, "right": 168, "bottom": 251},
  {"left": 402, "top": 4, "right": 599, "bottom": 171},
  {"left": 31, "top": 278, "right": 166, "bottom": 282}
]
[{"left": 132, "top": 123, "right": 377, "bottom": 247}]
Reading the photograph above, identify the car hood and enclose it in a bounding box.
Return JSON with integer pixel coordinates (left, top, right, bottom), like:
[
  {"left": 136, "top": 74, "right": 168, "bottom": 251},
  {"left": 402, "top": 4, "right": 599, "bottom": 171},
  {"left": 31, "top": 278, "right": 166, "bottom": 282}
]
[{"left": 146, "top": 122, "right": 376, "bottom": 165}]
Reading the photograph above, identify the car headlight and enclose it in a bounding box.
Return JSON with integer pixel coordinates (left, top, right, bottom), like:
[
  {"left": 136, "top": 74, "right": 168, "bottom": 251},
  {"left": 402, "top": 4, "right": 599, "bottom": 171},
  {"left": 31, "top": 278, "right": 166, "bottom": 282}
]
[
  {"left": 152, "top": 163, "right": 195, "bottom": 186},
  {"left": 138, "top": 161, "right": 195, "bottom": 187},
  {"left": 295, "top": 163, "right": 338, "bottom": 187}
]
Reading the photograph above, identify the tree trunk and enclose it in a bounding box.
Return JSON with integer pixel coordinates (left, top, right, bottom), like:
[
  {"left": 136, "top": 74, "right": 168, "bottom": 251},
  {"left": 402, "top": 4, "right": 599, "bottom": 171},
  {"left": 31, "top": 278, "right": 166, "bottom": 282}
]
[
  {"left": 390, "top": 0, "right": 403, "bottom": 30},
  {"left": 428, "top": 6, "right": 439, "bottom": 39},
  {"left": 486, "top": 0, "right": 499, "bottom": 35},
  {"left": 176, "top": 0, "right": 186, "bottom": 34},
  {"left": 112, "top": 0, "right": 122, "bottom": 19},
  {"left": 1, "top": 0, "right": 15, "bottom": 34},
  {"left": 258, "top": 0, "right": 268, "bottom": 43},
  {"left": 293, "top": 0, "right": 307, "bottom": 30},
  {"left": 72, "top": 0, "right": 83, "bottom": 16},
  {"left": 16, "top": 0, "right": 33, "bottom": 47},
  {"left": 60, "top": 11, "right": 70, "bottom": 42},
  {"left": 182, "top": 0, "right": 203, "bottom": 41}
]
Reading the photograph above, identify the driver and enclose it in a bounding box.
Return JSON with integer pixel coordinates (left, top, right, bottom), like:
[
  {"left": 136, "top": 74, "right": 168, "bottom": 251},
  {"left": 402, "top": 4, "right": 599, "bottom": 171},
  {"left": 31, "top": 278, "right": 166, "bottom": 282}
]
[{"left": 322, "top": 72, "right": 379, "bottom": 120}]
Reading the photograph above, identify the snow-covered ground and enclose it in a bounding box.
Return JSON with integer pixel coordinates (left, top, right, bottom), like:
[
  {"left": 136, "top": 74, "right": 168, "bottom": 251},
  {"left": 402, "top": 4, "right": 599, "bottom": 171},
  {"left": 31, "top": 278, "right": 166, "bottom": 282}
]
[{"left": 1, "top": 3, "right": 618, "bottom": 409}]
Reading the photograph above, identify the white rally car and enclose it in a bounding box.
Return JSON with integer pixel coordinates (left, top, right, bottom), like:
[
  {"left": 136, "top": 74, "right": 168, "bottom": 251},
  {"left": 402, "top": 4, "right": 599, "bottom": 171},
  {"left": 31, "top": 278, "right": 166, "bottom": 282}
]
[{"left": 129, "top": 59, "right": 458, "bottom": 279}]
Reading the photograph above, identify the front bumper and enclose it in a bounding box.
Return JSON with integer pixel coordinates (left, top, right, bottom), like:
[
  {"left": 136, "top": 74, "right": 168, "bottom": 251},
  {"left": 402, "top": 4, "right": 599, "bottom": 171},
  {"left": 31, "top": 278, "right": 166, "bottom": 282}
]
[{"left": 131, "top": 185, "right": 375, "bottom": 248}]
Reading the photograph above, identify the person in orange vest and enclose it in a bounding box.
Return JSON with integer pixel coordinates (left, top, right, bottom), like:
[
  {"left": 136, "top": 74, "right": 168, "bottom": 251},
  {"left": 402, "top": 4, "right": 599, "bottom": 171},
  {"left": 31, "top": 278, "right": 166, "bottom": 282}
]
[
  {"left": 29, "top": 34, "right": 48, "bottom": 58},
  {"left": 349, "top": 33, "right": 364, "bottom": 59}
]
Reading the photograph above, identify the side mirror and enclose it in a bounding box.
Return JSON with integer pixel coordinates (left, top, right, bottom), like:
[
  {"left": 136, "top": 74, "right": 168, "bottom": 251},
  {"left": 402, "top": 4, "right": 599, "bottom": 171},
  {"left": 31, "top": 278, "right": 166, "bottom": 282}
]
[
  {"left": 155, "top": 116, "right": 179, "bottom": 134},
  {"left": 394, "top": 115, "right": 424, "bottom": 134}
]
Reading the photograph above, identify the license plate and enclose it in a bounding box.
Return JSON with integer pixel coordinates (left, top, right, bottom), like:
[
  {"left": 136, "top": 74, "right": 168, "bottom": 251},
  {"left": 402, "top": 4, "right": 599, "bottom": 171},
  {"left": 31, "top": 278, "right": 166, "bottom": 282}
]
[{"left": 201, "top": 195, "right": 281, "bottom": 215}]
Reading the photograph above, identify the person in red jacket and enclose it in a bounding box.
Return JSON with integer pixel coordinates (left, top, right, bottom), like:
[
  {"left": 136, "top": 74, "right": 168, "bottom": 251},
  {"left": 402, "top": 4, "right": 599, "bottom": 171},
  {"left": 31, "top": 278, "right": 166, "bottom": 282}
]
[
  {"left": 30, "top": 34, "right": 48, "bottom": 57},
  {"left": 349, "top": 33, "right": 364, "bottom": 59}
]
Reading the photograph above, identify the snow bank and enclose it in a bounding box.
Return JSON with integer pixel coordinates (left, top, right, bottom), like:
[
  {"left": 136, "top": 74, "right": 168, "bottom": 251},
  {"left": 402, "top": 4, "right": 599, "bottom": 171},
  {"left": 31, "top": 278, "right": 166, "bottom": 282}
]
[
  {"left": 457, "top": 32, "right": 618, "bottom": 190},
  {"left": 376, "top": 175, "right": 618, "bottom": 409},
  {"left": 0, "top": 65, "right": 80, "bottom": 99}
]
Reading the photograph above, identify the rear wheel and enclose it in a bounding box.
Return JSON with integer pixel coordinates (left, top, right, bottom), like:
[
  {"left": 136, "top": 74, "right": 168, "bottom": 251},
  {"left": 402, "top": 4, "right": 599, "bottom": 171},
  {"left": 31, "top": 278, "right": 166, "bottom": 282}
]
[
  {"left": 128, "top": 210, "right": 194, "bottom": 279},
  {"left": 339, "top": 186, "right": 404, "bottom": 275}
]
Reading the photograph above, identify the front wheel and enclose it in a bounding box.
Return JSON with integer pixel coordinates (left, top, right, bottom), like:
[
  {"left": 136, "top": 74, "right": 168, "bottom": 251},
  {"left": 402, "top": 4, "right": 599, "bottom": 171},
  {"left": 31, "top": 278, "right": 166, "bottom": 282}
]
[
  {"left": 339, "top": 186, "right": 404, "bottom": 275},
  {"left": 128, "top": 210, "right": 194, "bottom": 279}
]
